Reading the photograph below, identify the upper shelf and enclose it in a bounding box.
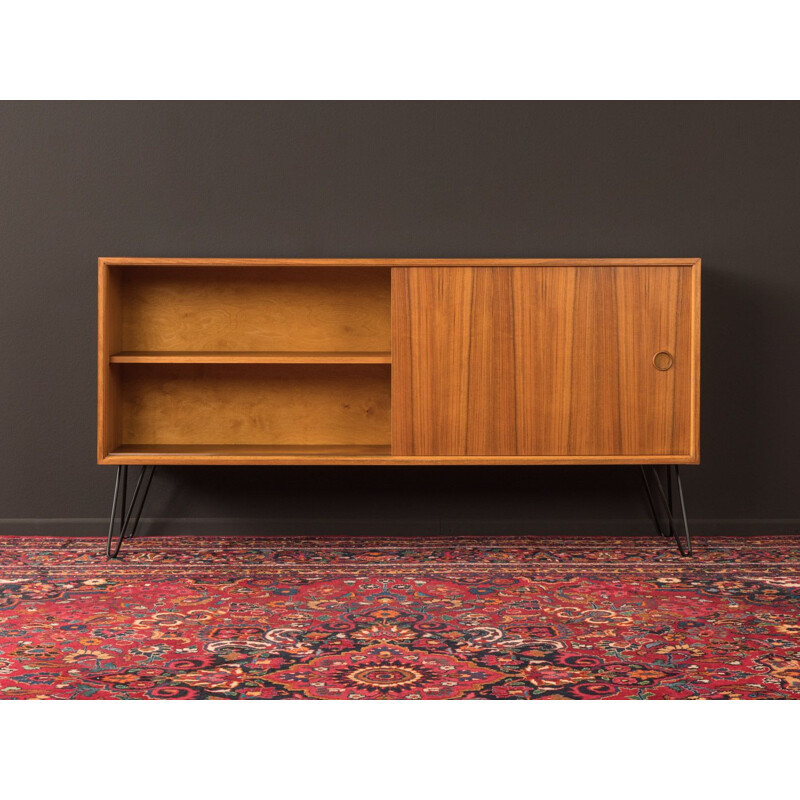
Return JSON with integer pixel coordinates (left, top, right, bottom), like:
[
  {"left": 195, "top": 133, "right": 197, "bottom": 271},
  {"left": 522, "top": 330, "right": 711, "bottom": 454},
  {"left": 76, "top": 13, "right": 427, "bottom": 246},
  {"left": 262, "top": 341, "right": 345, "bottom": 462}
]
[
  {"left": 113, "top": 266, "right": 391, "bottom": 355},
  {"left": 109, "top": 350, "right": 392, "bottom": 364}
]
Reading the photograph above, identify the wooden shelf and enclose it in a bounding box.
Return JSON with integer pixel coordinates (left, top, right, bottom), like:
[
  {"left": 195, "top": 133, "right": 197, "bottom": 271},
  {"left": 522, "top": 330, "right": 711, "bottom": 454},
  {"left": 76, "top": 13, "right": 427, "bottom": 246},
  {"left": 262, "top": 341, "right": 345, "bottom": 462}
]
[
  {"left": 116, "top": 266, "right": 391, "bottom": 353},
  {"left": 110, "top": 444, "right": 391, "bottom": 460},
  {"left": 110, "top": 351, "right": 392, "bottom": 364}
]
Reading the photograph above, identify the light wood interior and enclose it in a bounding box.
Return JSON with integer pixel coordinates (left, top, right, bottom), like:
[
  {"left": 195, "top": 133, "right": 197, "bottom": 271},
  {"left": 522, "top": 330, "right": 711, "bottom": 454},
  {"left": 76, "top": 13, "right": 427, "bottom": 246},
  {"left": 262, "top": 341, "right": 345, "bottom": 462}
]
[
  {"left": 119, "top": 266, "right": 390, "bottom": 353},
  {"left": 118, "top": 364, "right": 390, "bottom": 447}
]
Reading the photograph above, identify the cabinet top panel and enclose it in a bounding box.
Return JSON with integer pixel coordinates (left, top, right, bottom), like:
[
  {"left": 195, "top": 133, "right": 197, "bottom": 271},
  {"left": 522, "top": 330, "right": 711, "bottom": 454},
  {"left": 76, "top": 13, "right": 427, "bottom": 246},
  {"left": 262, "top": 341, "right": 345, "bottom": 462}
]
[{"left": 100, "top": 258, "right": 701, "bottom": 268}]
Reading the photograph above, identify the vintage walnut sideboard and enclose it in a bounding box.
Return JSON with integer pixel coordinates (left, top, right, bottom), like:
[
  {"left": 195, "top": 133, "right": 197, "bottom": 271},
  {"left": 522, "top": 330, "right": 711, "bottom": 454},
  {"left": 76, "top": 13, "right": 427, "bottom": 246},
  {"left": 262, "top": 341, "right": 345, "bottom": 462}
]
[{"left": 98, "top": 258, "right": 700, "bottom": 557}]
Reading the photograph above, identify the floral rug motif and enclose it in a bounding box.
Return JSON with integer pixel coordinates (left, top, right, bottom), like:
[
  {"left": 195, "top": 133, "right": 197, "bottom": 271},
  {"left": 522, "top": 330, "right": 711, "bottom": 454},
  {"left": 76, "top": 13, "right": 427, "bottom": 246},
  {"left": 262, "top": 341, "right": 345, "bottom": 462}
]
[{"left": 0, "top": 535, "right": 799, "bottom": 699}]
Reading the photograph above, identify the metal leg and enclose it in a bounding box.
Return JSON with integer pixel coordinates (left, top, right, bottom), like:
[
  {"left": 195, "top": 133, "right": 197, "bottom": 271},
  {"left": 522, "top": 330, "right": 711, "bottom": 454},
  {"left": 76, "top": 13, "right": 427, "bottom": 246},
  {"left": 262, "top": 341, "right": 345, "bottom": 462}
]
[
  {"left": 640, "top": 465, "right": 693, "bottom": 557},
  {"left": 666, "top": 465, "right": 677, "bottom": 540},
  {"left": 672, "top": 465, "right": 693, "bottom": 557},
  {"left": 106, "top": 465, "right": 156, "bottom": 559},
  {"left": 639, "top": 466, "right": 669, "bottom": 538}
]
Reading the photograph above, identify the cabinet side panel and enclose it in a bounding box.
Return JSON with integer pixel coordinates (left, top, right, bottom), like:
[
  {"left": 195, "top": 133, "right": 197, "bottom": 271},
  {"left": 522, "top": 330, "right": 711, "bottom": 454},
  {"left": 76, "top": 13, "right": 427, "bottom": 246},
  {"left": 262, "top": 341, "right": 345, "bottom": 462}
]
[
  {"left": 98, "top": 261, "right": 122, "bottom": 461},
  {"left": 691, "top": 260, "right": 701, "bottom": 461}
]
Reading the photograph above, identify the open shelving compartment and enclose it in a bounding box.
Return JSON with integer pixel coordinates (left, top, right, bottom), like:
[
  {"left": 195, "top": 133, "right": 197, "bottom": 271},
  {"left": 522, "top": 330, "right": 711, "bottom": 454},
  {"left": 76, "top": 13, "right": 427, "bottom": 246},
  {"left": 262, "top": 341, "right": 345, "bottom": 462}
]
[{"left": 99, "top": 263, "right": 392, "bottom": 461}]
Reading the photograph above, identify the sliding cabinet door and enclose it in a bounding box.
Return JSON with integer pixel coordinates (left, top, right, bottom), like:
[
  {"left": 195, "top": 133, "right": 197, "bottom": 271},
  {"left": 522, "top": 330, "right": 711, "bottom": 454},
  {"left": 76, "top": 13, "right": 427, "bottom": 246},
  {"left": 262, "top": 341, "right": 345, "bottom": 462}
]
[
  {"left": 391, "top": 265, "right": 698, "bottom": 459},
  {"left": 392, "top": 267, "right": 518, "bottom": 455}
]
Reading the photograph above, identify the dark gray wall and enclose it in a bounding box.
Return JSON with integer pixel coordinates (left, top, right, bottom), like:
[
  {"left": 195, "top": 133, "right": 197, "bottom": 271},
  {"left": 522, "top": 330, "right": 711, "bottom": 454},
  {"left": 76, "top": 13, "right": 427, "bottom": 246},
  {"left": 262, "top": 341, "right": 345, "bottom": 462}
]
[{"left": 1, "top": 101, "right": 798, "bottom": 537}]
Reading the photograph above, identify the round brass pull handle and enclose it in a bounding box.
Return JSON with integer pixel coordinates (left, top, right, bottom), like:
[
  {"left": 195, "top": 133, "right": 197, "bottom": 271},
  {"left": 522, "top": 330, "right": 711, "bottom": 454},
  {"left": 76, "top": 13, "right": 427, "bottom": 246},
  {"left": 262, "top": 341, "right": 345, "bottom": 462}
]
[{"left": 653, "top": 351, "right": 674, "bottom": 371}]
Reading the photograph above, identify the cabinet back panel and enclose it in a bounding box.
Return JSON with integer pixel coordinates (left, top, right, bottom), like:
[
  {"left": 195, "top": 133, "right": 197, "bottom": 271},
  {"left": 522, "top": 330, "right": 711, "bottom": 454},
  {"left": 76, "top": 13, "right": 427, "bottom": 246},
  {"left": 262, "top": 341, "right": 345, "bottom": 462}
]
[
  {"left": 119, "top": 364, "right": 391, "bottom": 446},
  {"left": 120, "top": 267, "right": 391, "bottom": 352}
]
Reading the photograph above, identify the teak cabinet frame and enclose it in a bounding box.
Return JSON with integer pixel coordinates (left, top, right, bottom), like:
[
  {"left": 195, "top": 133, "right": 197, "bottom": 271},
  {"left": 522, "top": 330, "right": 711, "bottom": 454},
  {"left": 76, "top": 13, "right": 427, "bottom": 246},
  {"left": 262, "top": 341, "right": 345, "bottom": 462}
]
[
  {"left": 99, "top": 258, "right": 700, "bottom": 557},
  {"left": 98, "top": 258, "right": 700, "bottom": 466}
]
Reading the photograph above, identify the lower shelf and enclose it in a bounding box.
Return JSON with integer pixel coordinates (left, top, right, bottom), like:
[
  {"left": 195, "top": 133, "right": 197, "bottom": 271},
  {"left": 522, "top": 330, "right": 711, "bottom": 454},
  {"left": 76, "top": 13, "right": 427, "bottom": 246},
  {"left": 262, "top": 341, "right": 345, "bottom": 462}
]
[
  {"left": 110, "top": 444, "right": 392, "bottom": 457},
  {"left": 115, "top": 363, "right": 391, "bottom": 450}
]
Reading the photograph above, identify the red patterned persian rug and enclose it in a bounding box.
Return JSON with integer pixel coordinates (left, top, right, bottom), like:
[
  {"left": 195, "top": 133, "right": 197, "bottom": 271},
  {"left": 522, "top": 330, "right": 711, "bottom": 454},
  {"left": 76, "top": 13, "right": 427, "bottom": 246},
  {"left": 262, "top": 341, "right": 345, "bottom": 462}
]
[{"left": 0, "top": 535, "right": 798, "bottom": 699}]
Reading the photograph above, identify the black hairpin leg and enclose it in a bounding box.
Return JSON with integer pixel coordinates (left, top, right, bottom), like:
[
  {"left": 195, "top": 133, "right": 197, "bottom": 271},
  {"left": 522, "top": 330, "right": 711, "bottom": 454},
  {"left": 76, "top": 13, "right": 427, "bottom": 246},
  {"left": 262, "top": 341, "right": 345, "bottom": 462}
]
[
  {"left": 639, "top": 465, "right": 693, "bottom": 557},
  {"left": 106, "top": 465, "right": 156, "bottom": 559},
  {"left": 639, "top": 466, "right": 669, "bottom": 539}
]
